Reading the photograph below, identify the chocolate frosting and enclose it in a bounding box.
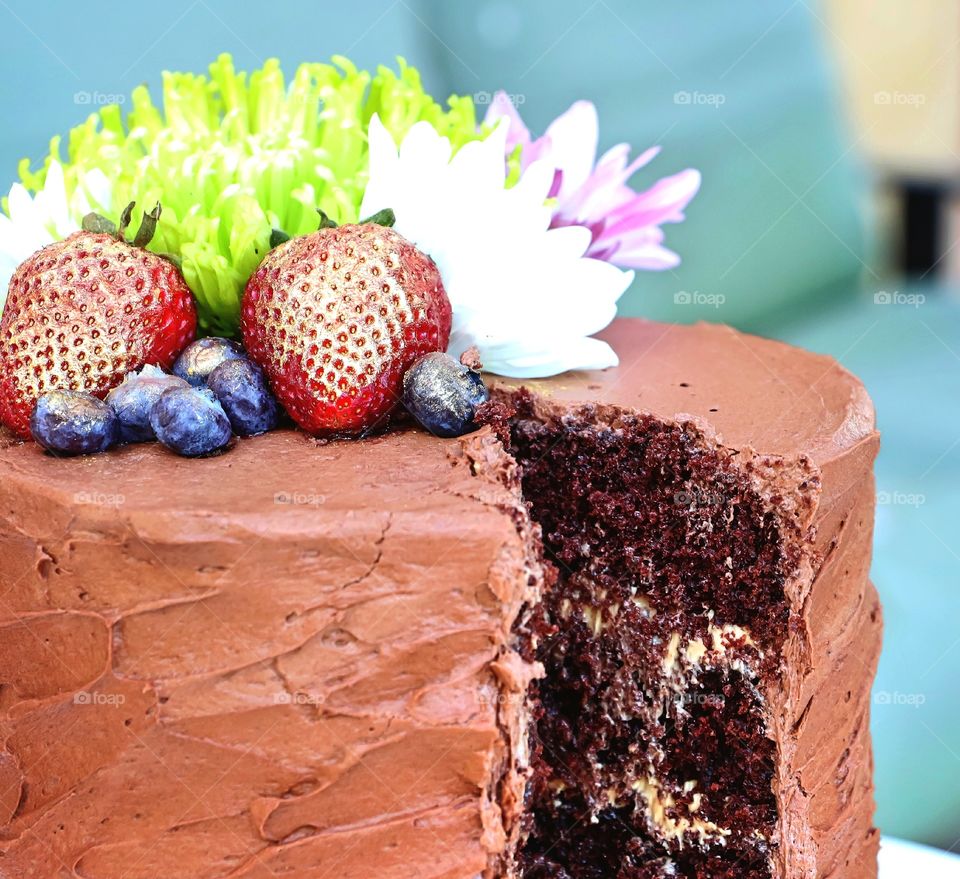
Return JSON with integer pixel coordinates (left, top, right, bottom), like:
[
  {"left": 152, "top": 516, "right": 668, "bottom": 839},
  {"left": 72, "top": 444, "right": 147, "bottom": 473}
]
[
  {"left": 0, "top": 427, "right": 545, "bottom": 878},
  {"left": 0, "top": 319, "right": 880, "bottom": 879}
]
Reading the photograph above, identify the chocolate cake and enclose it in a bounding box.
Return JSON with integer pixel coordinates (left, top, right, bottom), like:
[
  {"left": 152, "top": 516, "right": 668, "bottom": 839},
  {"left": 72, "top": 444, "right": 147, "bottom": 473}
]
[{"left": 0, "top": 319, "right": 880, "bottom": 879}]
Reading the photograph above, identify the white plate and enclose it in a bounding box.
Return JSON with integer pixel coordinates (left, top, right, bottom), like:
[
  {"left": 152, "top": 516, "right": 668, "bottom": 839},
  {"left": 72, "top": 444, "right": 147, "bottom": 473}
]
[{"left": 879, "top": 837, "right": 960, "bottom": 877}]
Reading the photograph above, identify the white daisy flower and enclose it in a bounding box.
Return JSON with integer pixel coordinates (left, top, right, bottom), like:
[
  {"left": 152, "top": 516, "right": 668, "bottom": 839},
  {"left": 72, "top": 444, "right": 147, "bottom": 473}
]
[
  {"left": 360, "top": 115, "right": 634, "bottom": 378},
  {"left": 0, "top": 162, "right": 111, "bottom": 313}
]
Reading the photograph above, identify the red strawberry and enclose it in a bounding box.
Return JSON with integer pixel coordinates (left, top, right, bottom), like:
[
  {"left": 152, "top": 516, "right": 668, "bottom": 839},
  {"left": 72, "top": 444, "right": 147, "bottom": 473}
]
[
  {"left": 241, "top": 219, "right": 452, "bottom": 436},
  {"left": 0, "top": 203, "right": 197, "bottom": 439}
]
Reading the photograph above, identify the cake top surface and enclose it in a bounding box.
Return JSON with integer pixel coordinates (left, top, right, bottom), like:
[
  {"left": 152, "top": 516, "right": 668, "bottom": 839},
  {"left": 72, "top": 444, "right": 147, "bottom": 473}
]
[
  {"left": 0, "top": 424, "right": 503, "bottom": 520},
  {"left": 0, "top": 319, "right": 875, "bottom": 514},
  {"left": 499, "top": 318, "right": 877, "bottom": 467}
]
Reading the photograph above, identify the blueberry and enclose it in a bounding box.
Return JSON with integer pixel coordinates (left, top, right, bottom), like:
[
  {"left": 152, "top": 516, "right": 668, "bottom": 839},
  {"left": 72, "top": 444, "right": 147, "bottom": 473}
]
[
  {"left": 30, "top": 391, "right": 118, "bottom": 456},
  {"left": 150, "top": 386, "right": 233, "bottom": 457},
  {"left": 106, "top": 365, "right": 189, "bottom": 443},
  {"left": 402, "top": 352, "right": 489, "bottom": 438},
  {"left": 207, "top": 358, "right": 279, "bottom": 436},
  {"left": 172, "top": 337, "right": 246, "bottom": 387}
]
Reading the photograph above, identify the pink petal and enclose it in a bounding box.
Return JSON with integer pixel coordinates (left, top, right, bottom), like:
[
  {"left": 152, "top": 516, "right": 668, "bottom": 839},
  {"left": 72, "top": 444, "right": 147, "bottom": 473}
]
[
  {"left": 523, "top": 133, "right": 555, "bottom": 169},
  {"left": 599, "top": 143, "right": 661, "bottom": 182},
  {"left": 605, "top": 169, "right": 702, "bottom": 235},
  {"left": 484, "top": 90, "right": 531, "bottom": 154},
  {"left": 592, "top": 223, "right": 664, "bottom": 252},
  {"left": 498, "top": 93, "right": 700, "bottom": 275},
  {"left": 547, "top": 168, "right": 563, "bottom": 199},
  {"left": 601, "top": 240, "right": 681, "bottom": 270},
  {"left": 560, "top": 144, "right": 662, "bottom": 222},
  {"left": 557, "top": 144, "right": 630, "bottom": 220},
  {"left": 587, "top": 223, "right": 683, "bottom": 269}
]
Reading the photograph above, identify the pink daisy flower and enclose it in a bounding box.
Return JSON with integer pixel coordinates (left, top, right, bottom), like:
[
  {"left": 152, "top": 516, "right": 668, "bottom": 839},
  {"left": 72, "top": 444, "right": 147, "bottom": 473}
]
[{"left": 485, "top": 92, "right": 701, "bottom": 270}]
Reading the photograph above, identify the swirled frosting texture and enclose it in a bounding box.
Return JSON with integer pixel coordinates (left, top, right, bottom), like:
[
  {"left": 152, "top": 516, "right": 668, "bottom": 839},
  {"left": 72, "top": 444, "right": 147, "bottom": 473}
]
[{"left": 0, "top": 427, "right": 543, "bottom": 878}]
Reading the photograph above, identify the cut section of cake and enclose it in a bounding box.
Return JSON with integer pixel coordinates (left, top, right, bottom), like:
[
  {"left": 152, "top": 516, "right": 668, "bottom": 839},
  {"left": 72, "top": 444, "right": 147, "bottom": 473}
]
[
  {"left": 0, "top": 319, "right": 880, "bottom": 879},
  {"left": 496, "top": 320, "right": 882, "bottom": 879}
]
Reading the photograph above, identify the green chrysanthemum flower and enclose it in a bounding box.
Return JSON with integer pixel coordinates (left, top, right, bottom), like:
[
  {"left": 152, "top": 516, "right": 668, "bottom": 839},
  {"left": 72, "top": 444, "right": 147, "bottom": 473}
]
[{"left": 15, "top": 54, "right": 483, "bottom": 335}]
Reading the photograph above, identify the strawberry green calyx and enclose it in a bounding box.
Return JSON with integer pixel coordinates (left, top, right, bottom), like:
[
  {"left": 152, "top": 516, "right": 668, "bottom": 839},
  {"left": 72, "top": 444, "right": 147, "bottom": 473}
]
[
  {"left": 132, "top": 202, "right": 162, "bottom": 248},
  {"left": 359, "top": 208, "right": 396, "bottom": 228},
  {"left": 317, "top": 210, "right": 338, "bottom": 230},
  {"left": 269, "top": 229, "right": 291, "bottom": 250},
  {"left": 15, "top": 54, "right": 486, "bottom": 336},
  {"left": 117, "top": 201, "right": 135, "bottom": 241},
  {"left": 82, "top": 201, "right": 163, "bottom": 250},
  {"left": 269, "top": 205, "right": 396, "bottom": 251},
  {"left": 81, "top": 212, "right": 119, "bottom": 236},
  {"left": 268, "top": 209, "right": 337, "bottom": 249},
  {"left": 317, "top": 207, "right": 395, "bottom": 229}
]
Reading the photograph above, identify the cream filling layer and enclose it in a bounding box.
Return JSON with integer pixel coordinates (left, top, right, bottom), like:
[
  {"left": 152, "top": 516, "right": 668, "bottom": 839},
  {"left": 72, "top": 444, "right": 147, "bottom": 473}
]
[
  {"left": 631, "top": 776, "right": 732, "bottom": 847},
  {"left": 663, "top": 622, "right": 762, "bottom": 677}
]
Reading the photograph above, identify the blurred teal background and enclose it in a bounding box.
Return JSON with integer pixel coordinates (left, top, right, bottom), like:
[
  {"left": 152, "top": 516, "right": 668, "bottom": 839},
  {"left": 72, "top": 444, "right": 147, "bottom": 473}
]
[{"left": 1, "top": 0, "right": 957, "bottom": 851}]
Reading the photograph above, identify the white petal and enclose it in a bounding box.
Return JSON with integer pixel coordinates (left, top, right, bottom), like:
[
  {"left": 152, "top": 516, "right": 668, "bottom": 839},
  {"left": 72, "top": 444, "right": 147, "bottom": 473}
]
[
  {"left": 0, "top": 253, "right": 19, "bottom": 312},
  {"left": 483, "top": 336, "right": 619, "bottom": 378},
  {"left": 37, "top": 161, "right": 72, "bottom": 237},
  {"left": 359, "top": 115, "right": 400, "bottom": 216},
  {"left": 7, "top": 183, "right": 36, "bottom": 223},
  {"left": 542, "top": 101, "right": 599, "bottom": 199},
  {"left": 82, "top": 169, "right": 113, "bottom": 212},
  {"left": 399, "top": 120, "right": 452, "bottom": 172},
  {"left": 542, "top": 224, "right": 592, "bottom": 259},
  {"left": 9, "top": 191, "right": 52, "bottom": 258},
  {"left": 450, "top": 134, "right": 504, "bottom": 195}
]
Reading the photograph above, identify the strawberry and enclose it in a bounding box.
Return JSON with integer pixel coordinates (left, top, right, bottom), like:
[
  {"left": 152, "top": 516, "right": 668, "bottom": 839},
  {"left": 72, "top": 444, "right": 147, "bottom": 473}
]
[
  {"left": 241, "top": 215, "right": 452, "bottom": 436},
  {"left": 0, "top": 203, "right": 197, "bottom": 439}
]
